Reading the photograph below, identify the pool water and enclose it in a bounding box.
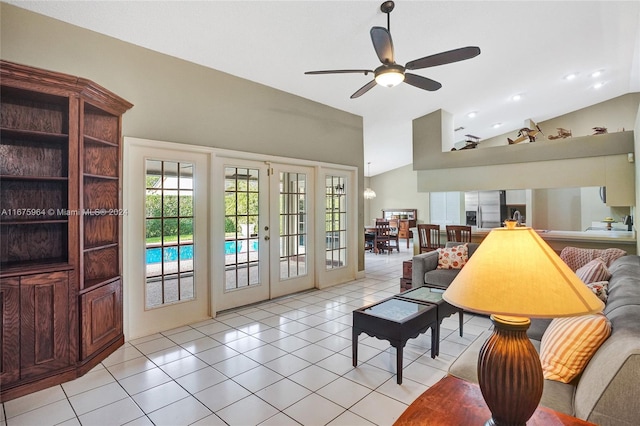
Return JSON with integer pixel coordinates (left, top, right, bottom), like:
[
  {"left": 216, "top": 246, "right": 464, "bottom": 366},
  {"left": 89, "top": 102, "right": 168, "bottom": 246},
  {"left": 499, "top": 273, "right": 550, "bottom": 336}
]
[
  {"left": 146, "top": 245, "right": 193, "bottom": 264},
  {"left": 146, "top": 240, "right": 258, "bottom": 263}
]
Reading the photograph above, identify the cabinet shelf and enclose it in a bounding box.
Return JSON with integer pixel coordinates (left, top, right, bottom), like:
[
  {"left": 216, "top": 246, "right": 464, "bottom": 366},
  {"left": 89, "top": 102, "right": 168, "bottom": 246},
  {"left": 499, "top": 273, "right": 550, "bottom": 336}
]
[
  {"left": 1, "top": 219, "right": 68, "bottom": 225},
  {"left": 1, "top": 175, "right": 68, "bottom": 181},
  {"left": 80, "top": 276, "right": 120, "bottom": 294},
  {"left": 83, "top": 134, "right": 118, "bottom": 148},
  {"left": 83, "top": 242, "right": 118, "bottom": 253},
  {"left": 83, "top": 173, "right": 118, "bottom": 180},
  {"left": 1, "top": 127, "right": 68, "bottom": 143},
  {"left": 0, "top": 259, "right": 72, "bottom": 277}
]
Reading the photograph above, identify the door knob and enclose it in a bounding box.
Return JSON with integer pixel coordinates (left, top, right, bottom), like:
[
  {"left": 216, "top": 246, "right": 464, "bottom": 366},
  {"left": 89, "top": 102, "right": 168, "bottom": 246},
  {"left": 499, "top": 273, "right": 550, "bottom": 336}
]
[{"left": 264, "top": 236, "right": 270, "bottom": 241}]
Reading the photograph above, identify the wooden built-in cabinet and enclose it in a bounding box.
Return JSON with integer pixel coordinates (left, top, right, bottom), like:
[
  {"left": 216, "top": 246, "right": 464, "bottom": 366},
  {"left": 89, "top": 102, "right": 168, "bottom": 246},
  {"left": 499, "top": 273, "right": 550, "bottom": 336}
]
[{"left": 0, "top": 60, "right": 132, "bottom": 401}]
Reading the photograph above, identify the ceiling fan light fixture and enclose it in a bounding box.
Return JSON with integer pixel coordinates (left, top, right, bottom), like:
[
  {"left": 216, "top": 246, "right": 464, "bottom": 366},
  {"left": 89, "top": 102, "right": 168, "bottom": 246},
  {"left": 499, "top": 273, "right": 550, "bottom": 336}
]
[{"left": 375, "top": 65, "right": 405, "bottom": 87}]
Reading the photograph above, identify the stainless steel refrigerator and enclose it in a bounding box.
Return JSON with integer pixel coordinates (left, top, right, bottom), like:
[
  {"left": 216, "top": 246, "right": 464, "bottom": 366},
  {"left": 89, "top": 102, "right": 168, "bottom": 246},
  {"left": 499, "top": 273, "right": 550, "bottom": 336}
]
[{"left": 465, "top": 190, "right": 507, "bottom": 228}]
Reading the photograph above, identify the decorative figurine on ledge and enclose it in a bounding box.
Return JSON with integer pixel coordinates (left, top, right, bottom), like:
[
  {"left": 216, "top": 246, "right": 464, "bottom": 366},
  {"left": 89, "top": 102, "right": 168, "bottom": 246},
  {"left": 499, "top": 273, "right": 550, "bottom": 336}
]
[
  {"left": 508, "top": 122, "right": 544, "bottom": 144},
  {"left": 593, "top": 126, "right": 608, "bottom": 135},
  {"left": 451, "top": 134, "right": 481, "bottom": 151},
  {"left": 547, "top": 128, "right": 572, "bottom": 140}
]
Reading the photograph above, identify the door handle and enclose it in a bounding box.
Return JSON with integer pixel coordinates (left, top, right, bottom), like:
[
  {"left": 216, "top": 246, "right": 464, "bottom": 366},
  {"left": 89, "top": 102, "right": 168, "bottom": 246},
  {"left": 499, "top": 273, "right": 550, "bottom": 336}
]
[{"left": 264, "top": 235, "right": 270, "bottom": 241}]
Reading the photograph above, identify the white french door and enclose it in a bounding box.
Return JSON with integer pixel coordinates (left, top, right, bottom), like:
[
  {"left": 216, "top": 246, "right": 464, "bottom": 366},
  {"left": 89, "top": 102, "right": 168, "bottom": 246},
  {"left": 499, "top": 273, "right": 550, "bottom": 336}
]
[
  {"left": 215, "top": 159, "right": 314, "bottom": 311},
  {"left": 124, "top": 139, "right": 210, "bottom": 339}
]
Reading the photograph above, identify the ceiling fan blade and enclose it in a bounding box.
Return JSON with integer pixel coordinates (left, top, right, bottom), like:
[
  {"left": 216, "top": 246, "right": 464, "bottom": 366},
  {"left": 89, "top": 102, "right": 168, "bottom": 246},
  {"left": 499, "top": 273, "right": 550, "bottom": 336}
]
[
  {"left": 405, "top": 46, "right": 481, "bottom": 70},
  {"left": 404, "top": 73, "right": 442, "bottom": 91},
  {"left": 305, "top": 69, "right": 374, "bottom": 75},
  {"left": 370, "top": 26, "right": 394, "bottom": 64},
  {"left": 351, "top": 80, "right": 377, "bottom": 99}
]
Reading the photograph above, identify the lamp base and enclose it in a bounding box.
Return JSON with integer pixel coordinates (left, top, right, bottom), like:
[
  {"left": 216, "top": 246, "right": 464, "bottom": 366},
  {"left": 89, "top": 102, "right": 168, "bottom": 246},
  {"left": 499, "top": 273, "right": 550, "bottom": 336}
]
[{"left": 478, "top": 315, "right": 543, "bottom": 426}]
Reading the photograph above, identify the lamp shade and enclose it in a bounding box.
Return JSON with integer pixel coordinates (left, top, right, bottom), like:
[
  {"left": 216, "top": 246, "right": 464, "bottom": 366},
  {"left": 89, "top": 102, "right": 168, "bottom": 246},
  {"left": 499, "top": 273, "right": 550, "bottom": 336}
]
[{"left": 443, "top": 226, "right": 604, "bottom": 318}]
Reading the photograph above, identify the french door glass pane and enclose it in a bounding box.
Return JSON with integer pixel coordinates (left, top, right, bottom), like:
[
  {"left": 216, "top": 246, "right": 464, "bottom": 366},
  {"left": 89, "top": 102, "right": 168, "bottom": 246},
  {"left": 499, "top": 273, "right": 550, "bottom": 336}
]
[
  {"left": 225, "top": 167, "right": 260, "bottom": 290},
  {"left": 279, "top": 172, "right": 307, "bottom": 279},
  {"left": 145, "top": 160, "right": 195, "bottom": 308},
  {"left": 325, "top": 176, "right": 347, "bottom": 269}
]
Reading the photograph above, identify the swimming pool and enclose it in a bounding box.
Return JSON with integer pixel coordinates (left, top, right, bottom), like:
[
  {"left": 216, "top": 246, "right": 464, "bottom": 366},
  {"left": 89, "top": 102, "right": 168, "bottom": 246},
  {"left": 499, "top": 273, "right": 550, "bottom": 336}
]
[
  {"left": 146, "top": 240, "right": 258, "bottom": 263},
  {"left": 146, "top": 245, "right": 193, "bottom": 264}
]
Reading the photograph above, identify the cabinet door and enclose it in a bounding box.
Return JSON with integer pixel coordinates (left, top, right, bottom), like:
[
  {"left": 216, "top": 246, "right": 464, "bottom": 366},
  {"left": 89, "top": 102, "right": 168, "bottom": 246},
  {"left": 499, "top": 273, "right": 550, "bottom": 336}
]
[
  {"left": 0, "top": 277, "right": 20, "bottom": 384},
  {"left": 20, "top": 271, "right": 70, "bottom": 379},
  {"left": 81, "top": 279, "right": 122, "bottom": 359}
]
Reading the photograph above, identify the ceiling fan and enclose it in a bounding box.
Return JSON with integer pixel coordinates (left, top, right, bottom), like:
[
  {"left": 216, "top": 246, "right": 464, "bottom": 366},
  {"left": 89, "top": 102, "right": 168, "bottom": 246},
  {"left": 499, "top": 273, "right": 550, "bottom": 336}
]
[{"left": 305, "top": 1, "right": 481, "bottom": 99}]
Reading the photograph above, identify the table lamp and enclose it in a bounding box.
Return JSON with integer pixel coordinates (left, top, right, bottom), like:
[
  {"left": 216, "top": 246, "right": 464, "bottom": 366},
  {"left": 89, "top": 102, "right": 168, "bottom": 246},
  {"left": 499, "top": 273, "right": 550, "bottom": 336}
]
[{"left": 443, "top": 221, "right": 604, "bottom": 426}]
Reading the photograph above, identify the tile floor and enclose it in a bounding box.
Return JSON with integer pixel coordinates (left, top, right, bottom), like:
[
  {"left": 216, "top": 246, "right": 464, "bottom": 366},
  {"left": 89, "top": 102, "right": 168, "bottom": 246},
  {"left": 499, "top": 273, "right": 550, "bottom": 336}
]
[{"left": 1, "top": 246, "right": 492, "bottom": 426}]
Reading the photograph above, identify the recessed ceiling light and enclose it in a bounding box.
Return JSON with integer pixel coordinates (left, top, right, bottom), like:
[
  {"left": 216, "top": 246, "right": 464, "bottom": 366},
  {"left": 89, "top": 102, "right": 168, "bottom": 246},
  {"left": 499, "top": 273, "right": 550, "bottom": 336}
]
[
  {"left": 467, "top": 111, "right": 477, "bottom": 118},
  {"left": 593, "top": 82, "right": 605, "bottom": 89},
  {"left": 591, "top": 70, "right": 602, "bottom": 78},
  {"left": 493, "top": 123, "right": 502, "bottom": 129},
  {"left": 564, "top": 73, "right": 578, "bottom": 81},
  {"left": 512, "top": 94, "right": 522, "bottom": 101}
]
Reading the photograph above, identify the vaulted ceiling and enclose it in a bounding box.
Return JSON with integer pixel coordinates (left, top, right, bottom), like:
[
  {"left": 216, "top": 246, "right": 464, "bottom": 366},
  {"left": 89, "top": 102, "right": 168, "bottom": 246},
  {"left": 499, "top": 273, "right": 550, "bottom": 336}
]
[{"left": 9, "top": 1, "right": 640, "bottom": 176}]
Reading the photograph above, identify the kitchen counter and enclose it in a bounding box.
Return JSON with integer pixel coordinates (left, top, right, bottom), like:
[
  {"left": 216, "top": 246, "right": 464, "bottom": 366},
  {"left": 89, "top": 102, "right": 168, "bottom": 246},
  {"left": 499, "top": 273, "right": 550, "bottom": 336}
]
[
  {"left": 410, "top": 227, "right": 637, "bottom": 255},
  {"left": 472, "top": 227, "right": 637, "bottom": 254}
]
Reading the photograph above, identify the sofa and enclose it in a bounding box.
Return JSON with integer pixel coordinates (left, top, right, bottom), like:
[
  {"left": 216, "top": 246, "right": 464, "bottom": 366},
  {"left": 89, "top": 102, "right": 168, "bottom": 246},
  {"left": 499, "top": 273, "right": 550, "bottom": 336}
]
[
  {"left": 447, "top": 254, "right": 640, "bottom": 425},
  {"left": 412, "top": 242, "right": 480, "bottom": 289}
]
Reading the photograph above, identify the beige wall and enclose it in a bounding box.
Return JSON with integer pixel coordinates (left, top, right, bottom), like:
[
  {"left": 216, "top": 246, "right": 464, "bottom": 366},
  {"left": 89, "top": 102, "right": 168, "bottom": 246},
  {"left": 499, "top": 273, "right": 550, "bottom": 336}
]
[
  {"left": 366, "top": 164, "right": 430, "bottom": 226},
  {"left": 1, "top": 4, "right": 367, "bottom": 270}
]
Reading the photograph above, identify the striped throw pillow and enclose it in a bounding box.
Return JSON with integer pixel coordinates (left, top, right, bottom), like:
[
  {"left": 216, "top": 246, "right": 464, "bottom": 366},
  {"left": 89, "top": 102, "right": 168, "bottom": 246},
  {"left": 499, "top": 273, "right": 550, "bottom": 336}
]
[
  {"left": 540, "top": 313, "right": 611, "bottom": 383},
  {"left": 575, "top": 258, "right": 611, "bottom": 284}
]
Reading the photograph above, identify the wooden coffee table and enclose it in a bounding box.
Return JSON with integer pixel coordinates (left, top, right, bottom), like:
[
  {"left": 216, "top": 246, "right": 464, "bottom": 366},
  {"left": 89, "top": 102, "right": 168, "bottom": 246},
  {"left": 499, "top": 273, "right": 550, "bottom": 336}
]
[
  {"left": 395, "top": 286, "right": 463, "bottom": 356},
  {"left": 394, "top": 375, "right": 595, "bottom": 425},
  {"left": 352, "top": 296, "right": 438, "bottom": 384}
]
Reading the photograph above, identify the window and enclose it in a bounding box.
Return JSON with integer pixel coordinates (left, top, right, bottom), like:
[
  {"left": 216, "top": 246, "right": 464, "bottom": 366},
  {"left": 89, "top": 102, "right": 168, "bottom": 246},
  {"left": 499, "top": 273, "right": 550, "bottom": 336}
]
[
  {"left": 325, "top": 176, "right": 347, "bottom": 269},
  {"left": 145, "top": 160, "right": 194, "bottom": 308}
]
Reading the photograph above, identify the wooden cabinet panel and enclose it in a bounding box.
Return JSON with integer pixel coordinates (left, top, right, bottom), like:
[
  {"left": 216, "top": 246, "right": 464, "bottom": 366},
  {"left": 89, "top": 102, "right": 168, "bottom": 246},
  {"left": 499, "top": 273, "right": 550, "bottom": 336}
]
[
  {"left": 84, "top": 143, "right": 118, "bottom": 177},
  {"left": 19, "top": 271, "right": 70, "bottom": 379},
  {"left": 1, "top": 223, "right": 68, "bottom": 266},
  {"left": 83, "top": 246, "right": 119, "bottom": 289},
  {"left": 81, "top": 280, "right": 122, "bottom": 358},
  {"left": 0, "top": 87, "right": 69, "bottom": 134},
  {"left": 83, "top": 178, "right": 118, "bottom": 210},
  {"left": 0, "top": 278, "right": 20, "bottom": 384}
]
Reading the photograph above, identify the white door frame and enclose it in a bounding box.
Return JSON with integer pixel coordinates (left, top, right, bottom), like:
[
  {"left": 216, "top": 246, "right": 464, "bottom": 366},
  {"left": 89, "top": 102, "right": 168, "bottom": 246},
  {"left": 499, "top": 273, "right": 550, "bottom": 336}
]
[
  {"left": 124, "top": 137, "right": 358, "bottom": 337},
  {"left": 123, "top": 138, "right": 212, "bottom": 340}
]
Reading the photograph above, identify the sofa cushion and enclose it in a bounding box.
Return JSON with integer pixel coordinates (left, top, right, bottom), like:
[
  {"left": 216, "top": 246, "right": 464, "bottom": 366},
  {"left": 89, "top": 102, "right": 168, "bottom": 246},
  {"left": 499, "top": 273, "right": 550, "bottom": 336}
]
[
  {"left": 424, "top": 268, "right": 462, "bottom": 289},
  {"left": 437, "top": 243, "right": 469, "bottom": 269},
  {"left": 576, "top": 258, "right": 611, "bottom": 284},
  {"left": 585, "top": 281, "right": 608, "bottom": 303},
  {"left": 540, "top": 313, "right": 611, "bottom": 383},
  {"left": 560, "top": 247, "right": 626, "bottom": 272}
]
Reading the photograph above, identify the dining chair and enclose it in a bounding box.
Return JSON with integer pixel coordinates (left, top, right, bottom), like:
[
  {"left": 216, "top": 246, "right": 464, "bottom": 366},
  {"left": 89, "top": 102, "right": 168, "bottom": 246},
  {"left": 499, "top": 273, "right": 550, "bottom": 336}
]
[
  {"left": 374, "top": 221, "right": 394, "bottom": 254},
  {"left": 446, "top": 225, "right": 472, "bottom": 243},
  {"left": 388, "top": 219, "right": 401, "bottom": 252},
  {"left": 417, "top": 224, "right": 441, "bottom": 253}
]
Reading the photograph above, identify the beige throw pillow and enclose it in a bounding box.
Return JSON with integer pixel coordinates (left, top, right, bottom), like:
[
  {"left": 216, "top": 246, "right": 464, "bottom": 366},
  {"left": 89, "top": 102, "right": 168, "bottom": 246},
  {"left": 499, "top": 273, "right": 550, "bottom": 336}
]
[{"left": 540, "top": 313, "right": 611, "bottom": 383}]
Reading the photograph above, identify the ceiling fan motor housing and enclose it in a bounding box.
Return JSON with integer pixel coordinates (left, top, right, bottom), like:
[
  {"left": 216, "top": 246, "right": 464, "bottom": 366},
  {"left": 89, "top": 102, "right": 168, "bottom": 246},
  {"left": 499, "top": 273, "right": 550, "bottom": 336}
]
[{"left": 375, "top": 63, "right": 405, "bottom": 87}]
